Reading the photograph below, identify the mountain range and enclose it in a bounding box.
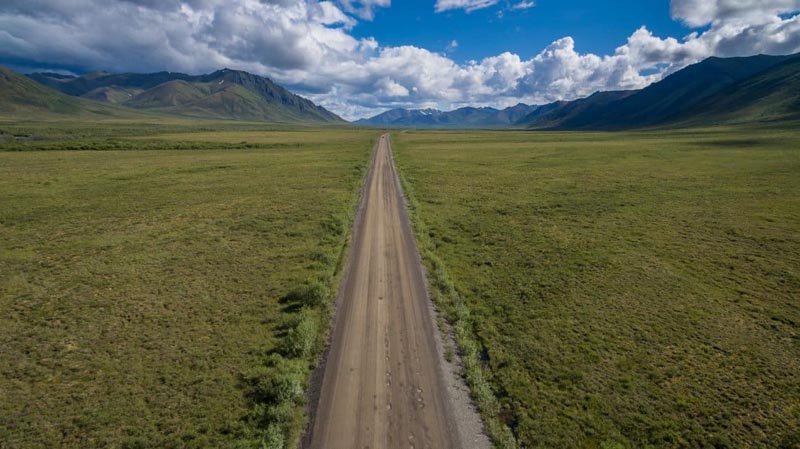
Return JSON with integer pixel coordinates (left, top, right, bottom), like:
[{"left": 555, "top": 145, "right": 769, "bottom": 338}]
[
  {"left": 355, "top": 52, "right": 800, "bottom": 130},
  {"left": 4, "top": 68, "right": 343, "bottom": 124},
  {"left": 353, "top": 103, "right": 539, "bottom": 128},
  {"left": 2, "top": 52, "right": 798, "bottom": 128}
]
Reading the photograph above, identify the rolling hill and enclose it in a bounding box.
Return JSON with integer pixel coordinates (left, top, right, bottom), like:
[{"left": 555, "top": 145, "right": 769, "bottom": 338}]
[
  {"left": 354, "top": 103, "right": 538, "bottom": 128},
  {"left": 0, "top": 66, "right": 142, "bottom": 118},
  {"left": 27, "top": 69, "right": 343, "bottom": 124}
]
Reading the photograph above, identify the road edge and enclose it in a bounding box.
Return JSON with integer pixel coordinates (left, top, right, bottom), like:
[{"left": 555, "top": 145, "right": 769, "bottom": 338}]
[
  {"left": 386, "top": 134, "right": 493, "bottom": 449},
  {"left": 298, "top": 135, "right": 380, "bottom": 449}
]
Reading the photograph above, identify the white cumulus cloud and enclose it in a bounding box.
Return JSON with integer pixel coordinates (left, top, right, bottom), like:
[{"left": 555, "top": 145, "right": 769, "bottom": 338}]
[
  {"left": 672, "top": 0, "right": 800, "bottom": 27},
  {"left": 512, "top": 1, "right": 535, "bottom": 10},
  {"left": 0, "top": 0, "right": 798, "bottom": 120},
  {"left": 337, "top": 0, "right": 390, "bottom": 20},
  {"left": 434, "top": 0, "right": 500, "bottom": 13}
]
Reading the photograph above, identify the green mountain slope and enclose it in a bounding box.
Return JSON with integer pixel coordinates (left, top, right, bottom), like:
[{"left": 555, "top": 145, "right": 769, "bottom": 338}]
[
  {"left": 28, "top": 71, "right": 194, "bottom": 97},
  {"left": 0, "top": 66, "right": 141, "bottom": 118},
  {"left": 126, "top": 80, "right": 208, "bottom": 109},
  {"left": 672, "top": 54, "right": 800, "bottom": 125},
  {"left": 520, "top": 91, "right": 636, "bottom": 129},
  {"left": 525, "top": 53, "right": 797, "bottom": 130},
  {"left": 193, "top": 70, "right": 342, "bottom": 123},
  {"left": 28, "top": 69, "right": 344, "bottom": 124},
  {"left": 82, "top": 86, "right": 144, "bottom": 104}
]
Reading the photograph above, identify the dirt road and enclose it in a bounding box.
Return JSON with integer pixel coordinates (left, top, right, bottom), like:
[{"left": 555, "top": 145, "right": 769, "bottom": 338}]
[{"left": 307, "top": 134, "right": 461, "bottom": 449}]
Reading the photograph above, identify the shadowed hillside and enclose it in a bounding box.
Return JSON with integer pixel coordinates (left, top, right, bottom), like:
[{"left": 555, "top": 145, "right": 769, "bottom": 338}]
[
  {"left": 524, "top": 53, "right": 799, "bottom": 129},
  {"left": 354, "top": 104, "right": 538, "bottom": 128}
]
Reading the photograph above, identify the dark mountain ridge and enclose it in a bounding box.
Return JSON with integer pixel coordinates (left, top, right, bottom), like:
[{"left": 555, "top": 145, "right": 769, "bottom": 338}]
[
  {"left": 356, "top": 53, "right": 800, "bottom": 130},
  {"left": 524, "top": 53, "right": 798, "bottom": 130}
]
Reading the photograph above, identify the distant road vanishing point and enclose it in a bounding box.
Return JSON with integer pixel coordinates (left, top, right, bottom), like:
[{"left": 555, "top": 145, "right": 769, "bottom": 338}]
[{"left": 307, "top": 134, "right": 461, "bottom": 449}]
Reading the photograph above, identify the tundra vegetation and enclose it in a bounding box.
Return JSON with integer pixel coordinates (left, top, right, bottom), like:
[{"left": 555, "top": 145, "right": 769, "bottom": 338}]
[
  {"left": 3, "top": 116, "right": 799, "bottom": 449},
  {"left": 0, "top": 119, "right": 372, "bottom": 449},
  {"left": 393, "top": 125, "right": 800, "bottom": 449}
]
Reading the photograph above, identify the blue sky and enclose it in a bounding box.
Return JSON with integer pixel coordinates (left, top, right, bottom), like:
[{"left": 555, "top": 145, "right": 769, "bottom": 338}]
[
  {"left": 1, "top": 0, "right": 799, "bottom": 119},
  {"left": 354, "top": 0, "right": 690, "bottom": 64}
]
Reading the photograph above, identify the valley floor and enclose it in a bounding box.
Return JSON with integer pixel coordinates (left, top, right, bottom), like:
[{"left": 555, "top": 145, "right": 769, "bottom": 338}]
[
  {"left": 0, "top": 121, "right": 373, "bottom": 448},
  {"left": 392, "top": 125, "right": 800, "bottom": 449},
  {"left": 2, "top": 120, "right": 798, "bottom": 449}
]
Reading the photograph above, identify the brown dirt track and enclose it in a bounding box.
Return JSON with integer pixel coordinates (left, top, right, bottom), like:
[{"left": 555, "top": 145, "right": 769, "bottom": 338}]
[{"left": 307, "top": 134, "right": 462, "bottom": 449}]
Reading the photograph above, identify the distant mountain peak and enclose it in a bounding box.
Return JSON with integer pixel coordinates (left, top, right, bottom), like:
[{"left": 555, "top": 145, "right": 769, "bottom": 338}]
[{"left": 354, "top": 103, "right": 537, "bottom": 128}]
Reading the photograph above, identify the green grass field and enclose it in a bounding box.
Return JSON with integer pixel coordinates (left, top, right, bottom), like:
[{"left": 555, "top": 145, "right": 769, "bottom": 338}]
[
  {"left": 3, "top": 119, "right": 799, "bottom": 449},
  {"left": 393, "top": 126, "right": 800, "bottom": 449},
  {"left": 0, "top": 122, "right": 373, "bottom": 448}
]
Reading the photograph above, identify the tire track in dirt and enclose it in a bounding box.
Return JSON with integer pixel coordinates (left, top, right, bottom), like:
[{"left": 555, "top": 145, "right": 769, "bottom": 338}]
[{"left": 307, "top": 134, "right": 462, "bottom": 449}]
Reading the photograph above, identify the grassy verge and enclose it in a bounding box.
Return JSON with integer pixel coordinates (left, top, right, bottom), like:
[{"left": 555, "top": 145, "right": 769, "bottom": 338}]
[
  {"left": 234, "top": 138, "right": 373, "bottom": 449},
  {"left": 393, "top": 137, "right": 518, "bottom": 449},
  {"left": 0, "top": 122, "right": 373, "bottom": 448},
  {"left": 392, "top": 126, "right": 800, "bottom": 449}
]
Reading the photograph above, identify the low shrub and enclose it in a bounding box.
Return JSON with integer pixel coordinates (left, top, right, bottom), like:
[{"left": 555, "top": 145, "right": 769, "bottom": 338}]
[
  {"left": 261, "top": 424, "right": 285, "bottom": 449},
  {"left": 300, "top": 280, "right": 329, "bottom": 307},
  {"left": 284, "top": 280, "right": 329, "bottom": 308},
  {"left": 242, "top": 354, "right": 307, "bottom": 405},
  {"left": 282, "top": 309, "right": 319, "bottom": 359}
]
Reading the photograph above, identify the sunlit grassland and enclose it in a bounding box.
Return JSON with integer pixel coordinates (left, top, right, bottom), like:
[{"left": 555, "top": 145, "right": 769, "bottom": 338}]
[
  {"left": 0, "top": 123, "right": 374, "bottom": 448},
  {"left": 393, "top": 126, "right": 800, "bottom": 449},
  {"left": 0, "top": 118, "right": 356, "bottom": 151}
]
